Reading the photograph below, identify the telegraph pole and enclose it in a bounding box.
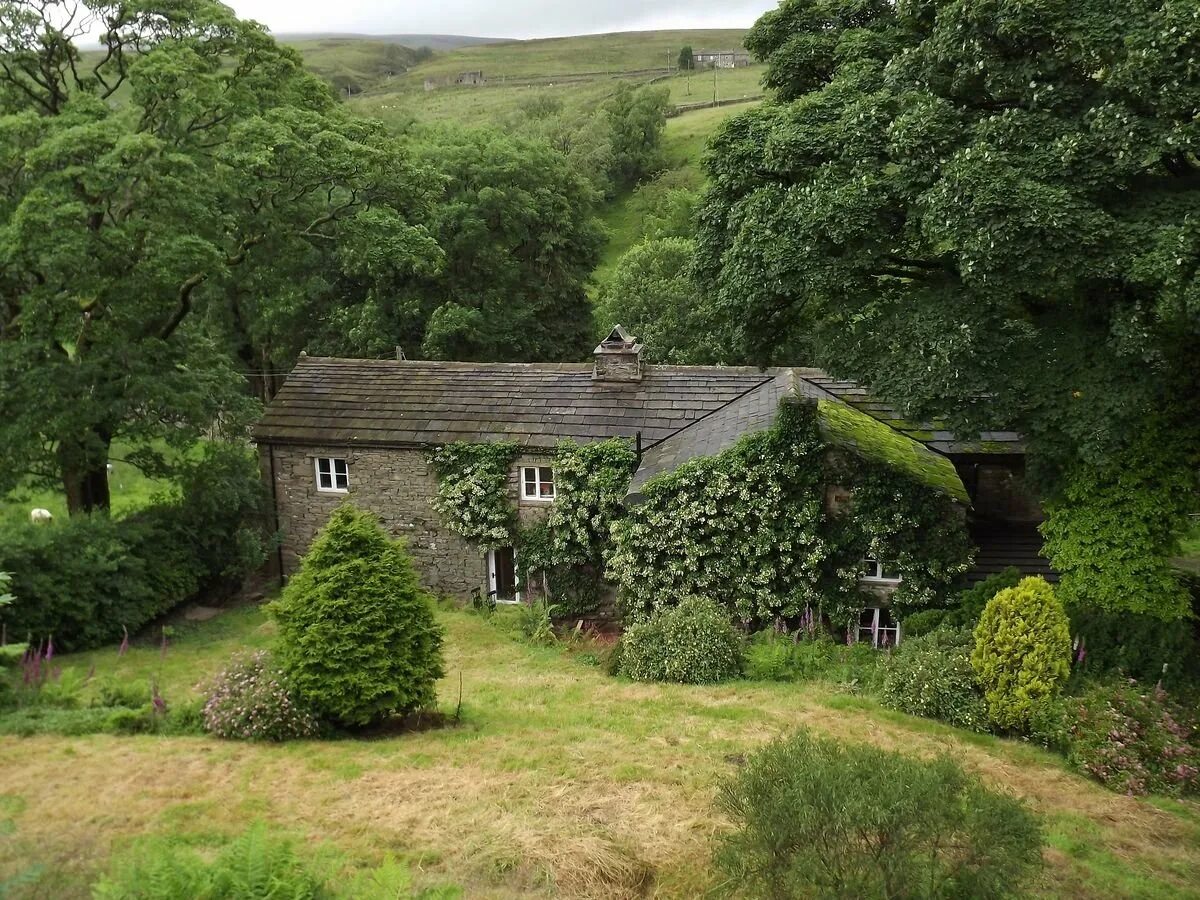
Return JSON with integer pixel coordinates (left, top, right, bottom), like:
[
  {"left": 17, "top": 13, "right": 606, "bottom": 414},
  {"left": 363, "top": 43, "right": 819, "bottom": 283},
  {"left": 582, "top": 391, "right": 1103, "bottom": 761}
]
[{"left": 713, "top": 61, "right": 718, "bottom": 104}]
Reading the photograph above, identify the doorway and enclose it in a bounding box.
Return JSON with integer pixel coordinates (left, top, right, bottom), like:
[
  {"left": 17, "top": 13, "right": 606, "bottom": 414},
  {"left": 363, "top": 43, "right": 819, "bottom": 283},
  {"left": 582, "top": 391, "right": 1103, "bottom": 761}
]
[{"left": 487, "top": 547, "right": 519, "bottom": 603}]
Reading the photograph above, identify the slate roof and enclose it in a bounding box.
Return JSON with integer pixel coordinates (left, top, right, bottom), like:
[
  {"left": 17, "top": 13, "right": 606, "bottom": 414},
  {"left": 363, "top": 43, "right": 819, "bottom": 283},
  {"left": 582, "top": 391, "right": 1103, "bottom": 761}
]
[
  {"left": 253, "top": 357, "right": 773, "bottom": 449},
  {"left": 627, "top": 371, "right": 970, "bottom": 503},
  {"left": 627, "top": 371, "right": 795, "bottom": 498},
  {"left": 255, "top": 356, "right": 1019, "bottom": 503}
]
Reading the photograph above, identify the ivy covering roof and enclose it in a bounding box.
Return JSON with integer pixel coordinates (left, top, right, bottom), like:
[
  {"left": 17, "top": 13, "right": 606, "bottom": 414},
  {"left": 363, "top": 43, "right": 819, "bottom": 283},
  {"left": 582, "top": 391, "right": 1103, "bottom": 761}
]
[{"left": 817, "top": 399, "right": 970, "bottom": 503}]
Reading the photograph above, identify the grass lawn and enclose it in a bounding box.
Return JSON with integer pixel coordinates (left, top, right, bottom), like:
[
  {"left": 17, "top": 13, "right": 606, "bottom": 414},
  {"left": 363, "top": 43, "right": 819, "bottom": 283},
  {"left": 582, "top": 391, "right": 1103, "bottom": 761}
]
[
  {"left": 0, "top": 447, "right": 171, "bottom": 530},
  {"left": 2, "top": 606, "right": 1199, "bottom": 899}
]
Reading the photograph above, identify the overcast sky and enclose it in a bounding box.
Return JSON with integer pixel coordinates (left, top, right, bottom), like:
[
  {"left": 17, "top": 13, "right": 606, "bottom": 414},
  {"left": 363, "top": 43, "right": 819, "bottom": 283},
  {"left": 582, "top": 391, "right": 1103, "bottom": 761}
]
[{"left": 224, "top": 0, "right": 778, "bottom": 40}]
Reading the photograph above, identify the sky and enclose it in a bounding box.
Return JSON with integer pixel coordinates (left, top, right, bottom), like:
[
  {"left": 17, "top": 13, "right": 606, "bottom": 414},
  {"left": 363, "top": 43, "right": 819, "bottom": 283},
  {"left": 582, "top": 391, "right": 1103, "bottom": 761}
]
[{"left": 224, "top": 0, "right": 779, "bottom": 40}]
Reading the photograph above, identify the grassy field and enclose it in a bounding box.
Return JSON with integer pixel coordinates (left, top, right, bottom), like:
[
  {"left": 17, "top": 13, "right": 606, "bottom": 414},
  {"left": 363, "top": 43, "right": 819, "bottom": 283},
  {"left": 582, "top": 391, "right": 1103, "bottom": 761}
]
[
  {"left": 0, "top": 447, "right": 170, "bottom": 529},
  {"left": 381, "top": 30, "right": 748, "bottom": 84},
  {"left": 2, "top": 605, "right": 1198, "bottom": 899},
  {"left": 332, "top": 29, "right": 759, "bottom": 129}
]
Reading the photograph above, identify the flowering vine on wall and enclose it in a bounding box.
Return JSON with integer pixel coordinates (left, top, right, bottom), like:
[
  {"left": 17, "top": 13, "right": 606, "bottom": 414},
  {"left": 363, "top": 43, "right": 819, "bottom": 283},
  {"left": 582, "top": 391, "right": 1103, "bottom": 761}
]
[
  {"left": 429, "top": 401, "right": 974, "bottom": 628},
  {"left": 429, "top": 441, "right": 520, "bottom": 548}
]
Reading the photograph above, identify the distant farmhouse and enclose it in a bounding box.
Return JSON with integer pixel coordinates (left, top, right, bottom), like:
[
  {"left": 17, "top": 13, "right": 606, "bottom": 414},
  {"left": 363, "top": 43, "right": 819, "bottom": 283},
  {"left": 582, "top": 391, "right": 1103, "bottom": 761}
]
[
  {"left": 454, "top": 70, "right": 485, "bottom": 85},
  {"left": 693, "top": 49, "right": 751, "bottom": 69}
]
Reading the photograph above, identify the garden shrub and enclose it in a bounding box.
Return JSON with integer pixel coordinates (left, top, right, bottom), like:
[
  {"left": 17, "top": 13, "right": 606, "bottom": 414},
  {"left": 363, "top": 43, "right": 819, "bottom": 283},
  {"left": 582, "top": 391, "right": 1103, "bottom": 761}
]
[
  {"left": 1067, "top": 606, "right": 1200, "bottom": 686},
  {"left": 0, "top": 443, "right": 269, "bottom": 651},
  {"left": 743, "top": 631, "right": 887, "bottom": 691},
  {"left": 880, "top": 629, "right": 989, "bottom": 732},
  {"left": 202, "top": 651, "right": 321, "bottom": 741},
  {"left": 898, "top": 608, "right": 947, "bottom": 637},
  {"left": 715, "top": 729, "right": 1043, "bottom": 899},
  {"left": 1062, "top": 680, "right": 1199, "bottom": 797},
  {"left": 941, "top": 568, "right": 1023, "bottom": 630},
  {"left": 971, "top": 577, "right": 1072, "bottom": 732},
  {"left": 272, "top": 505, "right": 445, "bottom": 728},
  {"left": 619, "top": 596, "right": 743, "bottom": 684}
]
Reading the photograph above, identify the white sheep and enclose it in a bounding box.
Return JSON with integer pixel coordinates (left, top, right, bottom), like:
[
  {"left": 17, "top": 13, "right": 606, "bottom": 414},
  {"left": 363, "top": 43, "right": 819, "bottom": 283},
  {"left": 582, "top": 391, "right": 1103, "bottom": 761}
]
[{"left": 29, "top": 508, "right": 53, "bottom": 524}]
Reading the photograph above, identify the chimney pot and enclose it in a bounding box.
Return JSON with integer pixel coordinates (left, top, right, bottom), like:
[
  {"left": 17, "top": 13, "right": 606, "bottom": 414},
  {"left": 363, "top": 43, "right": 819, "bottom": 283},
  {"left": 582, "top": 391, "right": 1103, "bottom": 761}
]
[{"left": 593, "top": 325, "right": 643, "bottom": 382}]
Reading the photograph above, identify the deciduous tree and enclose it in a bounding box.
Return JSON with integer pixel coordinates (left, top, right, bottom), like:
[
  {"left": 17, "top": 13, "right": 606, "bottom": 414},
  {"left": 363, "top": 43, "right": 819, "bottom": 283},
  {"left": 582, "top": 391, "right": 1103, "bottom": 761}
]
[
  {"left": 696, "top": 0, "right": 1200, "bottom": 615},
  {"left": 0, "top": 0, "right": 440, "bottom": 512}
]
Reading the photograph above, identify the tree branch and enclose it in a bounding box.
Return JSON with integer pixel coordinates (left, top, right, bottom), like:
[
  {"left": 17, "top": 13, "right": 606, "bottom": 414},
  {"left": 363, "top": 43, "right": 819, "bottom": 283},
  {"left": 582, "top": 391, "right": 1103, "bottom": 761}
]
[{"left": 159, "top": 273, "right": 208, "bottom": 340}]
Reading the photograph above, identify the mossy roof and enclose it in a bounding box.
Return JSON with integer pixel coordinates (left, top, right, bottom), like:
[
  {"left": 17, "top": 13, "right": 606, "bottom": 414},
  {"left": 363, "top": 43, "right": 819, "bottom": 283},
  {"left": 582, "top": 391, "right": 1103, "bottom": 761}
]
[{"left": 817, "top": 399, "right": 970, "bottom": 503}]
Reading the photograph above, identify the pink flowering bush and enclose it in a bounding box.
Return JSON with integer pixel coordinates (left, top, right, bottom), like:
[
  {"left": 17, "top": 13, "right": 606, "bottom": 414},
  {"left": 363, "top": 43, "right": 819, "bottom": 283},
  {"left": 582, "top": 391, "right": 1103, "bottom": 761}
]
[
  {"left": 1066, "top": 680, "right": 1199, "bottom": 797},
  {"left": 202, "top": 651, "right": 321, "bottom": 741}
]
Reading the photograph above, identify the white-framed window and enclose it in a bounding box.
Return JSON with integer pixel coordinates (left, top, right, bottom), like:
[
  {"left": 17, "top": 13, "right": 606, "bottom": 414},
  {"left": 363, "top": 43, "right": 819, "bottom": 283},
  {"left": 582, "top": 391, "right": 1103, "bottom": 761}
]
[
  {"left": 860, "top": 557, "right": 902, "bottom": 583},
  {"left": 521, "top": 466, "right": 555, "bottom": 501},
  {"left": 855, "top": 607, "right": 901, "bottom": 649},
  {"left": 314, "top": 457, "right": 349, "bottom": 493}
]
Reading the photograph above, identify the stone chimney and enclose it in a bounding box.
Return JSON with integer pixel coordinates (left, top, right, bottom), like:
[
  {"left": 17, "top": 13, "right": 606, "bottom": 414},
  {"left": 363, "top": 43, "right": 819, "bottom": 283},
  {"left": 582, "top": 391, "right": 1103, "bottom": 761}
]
[{"left": 593, "top": 325, "right": 643, "bottom": 382}]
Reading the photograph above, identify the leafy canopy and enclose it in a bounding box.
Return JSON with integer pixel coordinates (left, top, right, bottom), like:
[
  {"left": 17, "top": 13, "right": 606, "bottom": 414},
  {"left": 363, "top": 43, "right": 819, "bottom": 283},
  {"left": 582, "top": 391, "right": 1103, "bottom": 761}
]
[
  {"left": 696, "top": 0, "right": 1200, "bottom": 614},
  {"left": 0, "top": 0, "right": 439, "bottom": 511}
]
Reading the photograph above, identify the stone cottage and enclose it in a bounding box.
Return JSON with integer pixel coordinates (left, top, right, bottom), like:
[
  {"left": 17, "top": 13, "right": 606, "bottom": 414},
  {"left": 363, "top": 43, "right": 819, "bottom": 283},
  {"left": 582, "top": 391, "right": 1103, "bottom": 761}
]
[{"left": 254, "top": 327, "right": 1052, "bottom": 639}]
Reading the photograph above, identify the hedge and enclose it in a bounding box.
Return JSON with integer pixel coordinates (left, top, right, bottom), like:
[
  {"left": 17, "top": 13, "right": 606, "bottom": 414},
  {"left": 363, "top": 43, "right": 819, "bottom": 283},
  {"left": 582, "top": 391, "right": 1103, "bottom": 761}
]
[{"left": 0, "top": 444, "right": 270, "bottom": 651}]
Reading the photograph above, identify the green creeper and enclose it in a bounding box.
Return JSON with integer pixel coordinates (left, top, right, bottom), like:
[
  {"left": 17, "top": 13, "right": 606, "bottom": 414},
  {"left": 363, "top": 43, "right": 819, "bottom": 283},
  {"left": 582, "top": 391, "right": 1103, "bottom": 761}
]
[
  {"left": 271, "top": 505, "right": 445, "bottom": 728},
  {"left": 971, "top": 577, "right": 1072, "bottom": 733}
]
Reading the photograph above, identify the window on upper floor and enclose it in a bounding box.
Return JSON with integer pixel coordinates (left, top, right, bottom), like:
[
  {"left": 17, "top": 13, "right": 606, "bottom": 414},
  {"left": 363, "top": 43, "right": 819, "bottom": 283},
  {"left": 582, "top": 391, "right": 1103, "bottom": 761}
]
[
  {"left": 315, "top": 457, "right": 349, "bottom": 493},
  {"left": 860, "top": 557, "right": 902, "bottom": 583},
  {"left": 521, "top": 466, "right": 555, "bottom": 501}
]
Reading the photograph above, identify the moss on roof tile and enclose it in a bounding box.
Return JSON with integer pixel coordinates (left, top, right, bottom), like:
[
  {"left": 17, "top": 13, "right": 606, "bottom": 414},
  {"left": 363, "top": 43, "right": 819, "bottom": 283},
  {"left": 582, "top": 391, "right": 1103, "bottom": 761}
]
[{"left": 817, "top": 399, "right": 970, "bottom": 504}]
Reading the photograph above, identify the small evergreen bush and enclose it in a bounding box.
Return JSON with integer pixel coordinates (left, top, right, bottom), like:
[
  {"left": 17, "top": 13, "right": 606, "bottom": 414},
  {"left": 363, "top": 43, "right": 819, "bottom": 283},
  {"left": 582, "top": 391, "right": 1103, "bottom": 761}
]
[
  {"left": 619, "top": 596, "right": 743, "bottom": 684},
  {"left": 202, "top": 651, "right": 321, "bottom": 741},
  {"left": 715, "top": 729, "right": 1043, "bottom": 899},
  {"left": 971, "top": 577, "right": 1071, "bottom": 732},
  {"left": 272, "top": 506, "right": 445, "bottom": 728},
  {"left": 1062, "top": 680, "right": 1199, "bottom": 796},
  {"left": 880, "top": 629, "right": 989, "bottom": 732}
]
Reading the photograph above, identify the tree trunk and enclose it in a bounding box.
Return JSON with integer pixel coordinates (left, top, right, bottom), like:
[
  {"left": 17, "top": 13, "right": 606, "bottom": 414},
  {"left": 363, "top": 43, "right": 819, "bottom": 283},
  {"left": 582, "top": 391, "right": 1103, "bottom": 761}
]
[{"left": 61, "top": 433, "right": 112, "bottom": 516}]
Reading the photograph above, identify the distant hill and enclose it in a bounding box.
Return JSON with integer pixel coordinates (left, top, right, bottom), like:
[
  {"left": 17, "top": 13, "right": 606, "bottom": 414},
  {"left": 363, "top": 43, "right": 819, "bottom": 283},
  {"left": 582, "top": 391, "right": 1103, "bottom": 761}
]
[
  {"left": 347, "top": 28, "right": 762, "bottom": 127},
  {"left": 275, "top": 33, "right": 500, "bottom": 52}
]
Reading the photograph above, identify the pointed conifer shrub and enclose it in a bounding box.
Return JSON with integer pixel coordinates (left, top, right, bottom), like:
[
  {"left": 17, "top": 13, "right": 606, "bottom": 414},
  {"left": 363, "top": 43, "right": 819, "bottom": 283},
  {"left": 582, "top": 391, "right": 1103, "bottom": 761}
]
[{"left": 271, "top": 505, "right": 445, "bottom": 728}]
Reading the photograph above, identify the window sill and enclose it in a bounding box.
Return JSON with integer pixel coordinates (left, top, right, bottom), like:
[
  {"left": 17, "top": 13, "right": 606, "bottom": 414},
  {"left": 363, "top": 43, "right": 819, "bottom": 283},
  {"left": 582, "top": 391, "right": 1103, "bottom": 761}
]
[
  {"left": 316, "top": 487, "right": 349, "bottom": 495},
  {"left": 520, "top": 496, "right": 556, "bottom": 503}
]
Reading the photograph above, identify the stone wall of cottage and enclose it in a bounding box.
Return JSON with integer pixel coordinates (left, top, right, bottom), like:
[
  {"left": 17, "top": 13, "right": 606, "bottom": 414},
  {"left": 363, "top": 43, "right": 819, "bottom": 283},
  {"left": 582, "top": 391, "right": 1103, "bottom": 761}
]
[{"left": 261, "top": 443, "right": 558, "bottom": 600}]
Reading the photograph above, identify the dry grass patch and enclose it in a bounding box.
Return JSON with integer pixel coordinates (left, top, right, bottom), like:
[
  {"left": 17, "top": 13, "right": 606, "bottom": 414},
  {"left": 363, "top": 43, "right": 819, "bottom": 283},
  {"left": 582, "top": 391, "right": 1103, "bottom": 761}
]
[{"left": 1, "top": 606, "right": 1198, "bottom": 898}]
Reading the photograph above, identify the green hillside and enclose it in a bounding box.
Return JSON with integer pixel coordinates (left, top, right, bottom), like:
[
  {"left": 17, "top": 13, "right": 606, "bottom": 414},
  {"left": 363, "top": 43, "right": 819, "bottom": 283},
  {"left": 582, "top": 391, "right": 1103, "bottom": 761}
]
[
  {"left": 393, "top": 29, "right": 749, "bottom": 82},
  {"left": 335, "top": 29, "right": 762, "bottom": 127},
  {"left": 286, "top": 38, "right": 421, "bottom": 95},
  {"left": 594, "top": 103, "right": 752, "bottom": 284}
]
